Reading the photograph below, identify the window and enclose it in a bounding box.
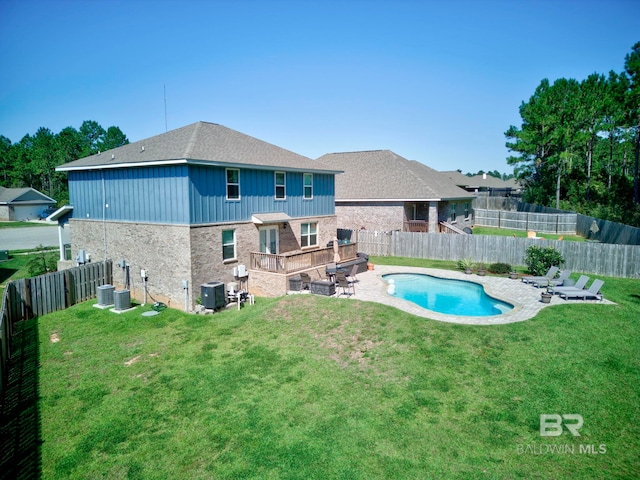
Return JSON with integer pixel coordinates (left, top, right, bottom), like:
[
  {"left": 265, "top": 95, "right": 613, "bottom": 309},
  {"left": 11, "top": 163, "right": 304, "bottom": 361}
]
[
  {"left": 226, "top": 168, "right": 240, "bottom": 200},
  {"left": 303, "top": 173, "right": 313, "bottom": 199},
  {"left": 451, "top": 204, "right": 457, "bottom": 222},
  {"left": 301, "top": 222, "right": 317, "bottom": 248},
  {"left": 222, "top": 229, "right": 236, "bottom": 261},
  {"left": 275, "top": 172, "right": 286, "bottom": 200},
  {"left": 464, "top": 202, "right": 470, "bottom": 219}
]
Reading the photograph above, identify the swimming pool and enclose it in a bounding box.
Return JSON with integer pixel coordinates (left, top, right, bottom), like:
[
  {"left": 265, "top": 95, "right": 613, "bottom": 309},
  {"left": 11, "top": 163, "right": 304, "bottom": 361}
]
[{"left": 382, "top": 273, "right": 514, "bottom": 317}]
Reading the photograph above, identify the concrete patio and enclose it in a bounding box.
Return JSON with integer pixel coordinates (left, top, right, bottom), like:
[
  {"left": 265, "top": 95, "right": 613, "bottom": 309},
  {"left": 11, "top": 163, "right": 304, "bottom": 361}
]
[{"left": 325, "top": 264, "right": 615, "bottom": 326}]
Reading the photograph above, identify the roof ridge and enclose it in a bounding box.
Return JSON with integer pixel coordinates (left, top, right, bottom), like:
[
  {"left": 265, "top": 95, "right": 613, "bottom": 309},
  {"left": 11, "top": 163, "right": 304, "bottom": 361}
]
[
  {"left": 183, "top": 122, "right": 202, "bottom": 159},
  {"left": 324, "top": 149, "right": 387, "bottom": 156}
]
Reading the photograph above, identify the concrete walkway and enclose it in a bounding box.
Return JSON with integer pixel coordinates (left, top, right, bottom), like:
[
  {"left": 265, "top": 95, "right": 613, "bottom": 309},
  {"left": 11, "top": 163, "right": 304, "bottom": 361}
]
[{"left": 332, "top": 265, "right": 614, "bottom": 326}]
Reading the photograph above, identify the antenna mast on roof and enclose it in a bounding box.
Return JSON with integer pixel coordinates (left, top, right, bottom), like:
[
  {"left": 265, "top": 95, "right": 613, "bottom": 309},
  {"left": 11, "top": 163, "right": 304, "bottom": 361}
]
[{"left": 164, "top": 84, "right": 168, "bottom": 132}]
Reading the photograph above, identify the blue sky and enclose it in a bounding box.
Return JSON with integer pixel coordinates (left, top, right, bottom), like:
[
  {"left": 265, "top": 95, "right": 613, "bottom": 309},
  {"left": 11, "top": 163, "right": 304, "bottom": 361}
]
[{"left": 1, "top": 0, "right": 638, "bottom": 174}]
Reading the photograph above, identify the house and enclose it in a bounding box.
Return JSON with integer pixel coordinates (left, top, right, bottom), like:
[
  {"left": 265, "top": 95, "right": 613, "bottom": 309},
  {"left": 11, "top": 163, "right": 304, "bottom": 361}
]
[
  {"left": 442, "top": 171, "right": 521, "bottom": 196},
  {"left": 0, "top": 186, "right": 56, "bottom": 221},
  {"left": 55, "top": 121, "right": 345, "bottom": 307},
  {"left": 315, "top": 150, "right": 475, "bottom": 233}
]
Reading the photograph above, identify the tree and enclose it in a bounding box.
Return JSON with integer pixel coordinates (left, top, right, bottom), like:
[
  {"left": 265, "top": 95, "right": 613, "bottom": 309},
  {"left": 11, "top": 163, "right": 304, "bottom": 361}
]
[
  {"left": 577, "top": 73, "right": 607, "bottom": 202},
  {"left": 79, "top": 120, "right": 106, "bottom": 156},
  {"left": 506, "top": 78, "right": 580, "bottom": 209},
  {"left": 624, "top": 42, "right": 640, "bottom": 204},
  {"left": 1, "top": 120, "right": 129, "bottom": 205},
  {"left": 602, "top": 71, "right": 629, "bottom": 195},
  {"left": 0, "top": 135, "right": 11, "bottom": 185},
  {"left": 98, "top": 126, "right": 128, "bottom": 151}
]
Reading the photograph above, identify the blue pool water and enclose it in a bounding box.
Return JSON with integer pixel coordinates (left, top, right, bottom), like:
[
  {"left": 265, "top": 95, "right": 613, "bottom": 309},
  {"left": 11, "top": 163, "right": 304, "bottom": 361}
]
[{"left": 382, "top": 273, "right": 513, "bottom": 317}]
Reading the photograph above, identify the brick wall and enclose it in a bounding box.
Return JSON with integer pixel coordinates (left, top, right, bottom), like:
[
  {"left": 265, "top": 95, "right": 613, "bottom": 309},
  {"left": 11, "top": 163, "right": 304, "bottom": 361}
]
[
  {"left": 70, "top": 214, "right": 339, "bottom": 307},
  {"left": 70, "top": 219, "right": 191, "bottom": 310},
  {"left": 336, "top": 203, "right": 405, "bottom": 232}
]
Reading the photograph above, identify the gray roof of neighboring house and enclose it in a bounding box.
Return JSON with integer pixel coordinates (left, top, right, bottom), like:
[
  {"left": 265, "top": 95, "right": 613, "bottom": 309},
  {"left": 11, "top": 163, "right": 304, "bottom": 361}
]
[
  {"left": 56, "top": 121, "right": 341, "bottom": 174},
  {"left": 440, "top": 170, "right": 475, "bottom": 187},
  {"left": 441, "top": 171, "right": 519, "bottom": 190},
  {"left": 467, "top": 174, "right": 513, "bottom": 188},
  {"left": 0, "top": 186, "right": 56, "bottom": 204},
  {"left": 315, "top": 150, "right": 474, "bottom": 201}
]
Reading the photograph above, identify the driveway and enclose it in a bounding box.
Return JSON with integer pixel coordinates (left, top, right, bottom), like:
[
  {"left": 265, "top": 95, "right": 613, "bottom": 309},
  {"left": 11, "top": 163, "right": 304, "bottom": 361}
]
[{"left": 0, "top": 224, "right": 71, "bottom": 250}]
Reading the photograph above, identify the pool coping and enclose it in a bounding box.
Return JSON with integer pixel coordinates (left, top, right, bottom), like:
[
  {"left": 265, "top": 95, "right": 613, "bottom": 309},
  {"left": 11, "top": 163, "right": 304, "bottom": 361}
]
[{"left": 349, "top": 265, "right": 615, "bottom": 325}]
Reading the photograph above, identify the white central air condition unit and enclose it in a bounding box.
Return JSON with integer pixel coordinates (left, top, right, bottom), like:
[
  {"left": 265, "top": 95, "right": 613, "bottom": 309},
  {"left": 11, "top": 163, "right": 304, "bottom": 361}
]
[
  {"left": 201, "top": 282, "right": 226, "bottom": 309},
  {"left": 97, "top": 284, "right": 115, "bottom": 306},
  {"left": 113, "top": 289, "right": 131, "bottom": 311}
]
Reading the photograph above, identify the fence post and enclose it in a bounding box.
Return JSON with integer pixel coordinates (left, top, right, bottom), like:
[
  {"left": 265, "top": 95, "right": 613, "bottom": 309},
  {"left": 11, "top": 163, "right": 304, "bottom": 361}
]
[{"left": 24, "top": 278, "right": 33, "bottom": 320}]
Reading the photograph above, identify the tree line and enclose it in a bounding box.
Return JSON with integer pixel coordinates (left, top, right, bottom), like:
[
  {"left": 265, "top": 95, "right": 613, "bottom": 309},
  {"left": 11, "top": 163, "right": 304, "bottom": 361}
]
[
  {"left": 505, "top": 42, "right": 640, "bottom": 227},
  {"left": 0, "top": 120, "right": 128, "bottom": 204}
]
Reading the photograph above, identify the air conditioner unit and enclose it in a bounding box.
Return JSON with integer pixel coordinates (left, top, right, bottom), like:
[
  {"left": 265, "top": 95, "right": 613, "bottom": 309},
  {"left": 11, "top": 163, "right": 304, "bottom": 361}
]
[
  {"left": 114, "top": 289, "right": 131, "bottom": 311},
  {"left": 201, "top": 282, "right": 226, "bottom": 309},
  {"left": 97, "top": 284, "right": 115, "bottom": 306}
]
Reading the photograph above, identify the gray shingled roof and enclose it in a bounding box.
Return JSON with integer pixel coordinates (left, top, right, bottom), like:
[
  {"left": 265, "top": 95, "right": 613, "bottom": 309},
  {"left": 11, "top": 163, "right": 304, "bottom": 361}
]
[
  {"left": 440, "top": 170, "right": 475, "bottom": 187},
  {"left": 56, "top": 121, "right": 340, "bottom": 174},
  {"left": 467, "top": 174, "right": 513, "bottom": 188},
  {"left": 315, "top": 150, "right": 473, "bottom": 201},
  {"left": 0, "top": 186, "right": 56, "bottom": 204}
]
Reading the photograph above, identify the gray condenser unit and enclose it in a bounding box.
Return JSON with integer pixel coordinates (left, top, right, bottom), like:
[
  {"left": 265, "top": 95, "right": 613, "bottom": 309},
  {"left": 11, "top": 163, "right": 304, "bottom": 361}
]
[
  {"left": 114, "top": 289, "right": 131, "bottom": 311},
  {"left": 97, "top": 284, "right": 115, "bottom": 306},
  {"left": 201, "top": 282, "right": 226, "bottom": 309}
]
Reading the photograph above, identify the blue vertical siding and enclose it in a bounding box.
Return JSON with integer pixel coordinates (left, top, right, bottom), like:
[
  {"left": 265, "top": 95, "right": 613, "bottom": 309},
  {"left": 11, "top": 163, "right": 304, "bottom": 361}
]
[
  {"left": 68, "top": 166, "right": 190, "bottom": 223},
  {"left": 68, "top": 164, "right": 335, "bottom": 225},
  {"left": 188, "top": 166, "right": 335, "bottom": 224}
]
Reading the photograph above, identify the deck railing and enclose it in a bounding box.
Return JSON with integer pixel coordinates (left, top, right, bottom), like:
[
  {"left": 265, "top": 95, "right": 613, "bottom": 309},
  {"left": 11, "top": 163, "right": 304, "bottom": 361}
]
[
  {"left": 250, "top": 243, "right": 358, "bottom": 274},
  {"left": 403, "top": 220, "right": 429, "bottom": 232},
  {"left": 439, "top": 222, "right": 469, "bottom": 234}
]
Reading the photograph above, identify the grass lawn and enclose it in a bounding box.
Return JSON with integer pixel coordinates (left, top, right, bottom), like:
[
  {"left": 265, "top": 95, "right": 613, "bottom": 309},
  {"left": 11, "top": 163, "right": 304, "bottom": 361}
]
[
  {"left": 0, "top": 221, "right": 56, "bottom": 229},
  {"left": 471, "top": 226, "right": 585, "bottom": 242},
  {"left": 2, "top": 260, "right": 639, "bottom": 479}
]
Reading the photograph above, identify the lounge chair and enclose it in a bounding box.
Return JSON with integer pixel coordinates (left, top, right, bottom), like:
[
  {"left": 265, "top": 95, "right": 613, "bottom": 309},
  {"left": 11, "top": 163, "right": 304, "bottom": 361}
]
[
  {"left": 299, "top": 272, "right": 311, "bottom": 290},
  {"left": 531, "top": 269, "right": 571, "bottom": 288},
  {"left": 557, "top": 279, "right": 604, "bottom": 301},
  {"left": 335, "top": 271, "right": 355, "bottom": 297},
  {"left": 549, "top": 275, "right": 589, "bottom": 296},
  {"left": 522, "top": 266, "right": 559, "bottom": 285}
]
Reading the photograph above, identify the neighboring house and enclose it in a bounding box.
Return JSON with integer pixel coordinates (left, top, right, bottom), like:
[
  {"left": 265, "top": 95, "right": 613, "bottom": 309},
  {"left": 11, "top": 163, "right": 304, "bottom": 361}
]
[
  {"left": 0, "top": 186, "right": 56, "bottom": 221},
  {"left": 56, "top": 121, "right": 343, "bottom": 306},
  {"left": 315, "top": 150, "right": 475, "bottom": 233},
  {"left": 442, "top": 171, "right": 520, "bottom": 196}
]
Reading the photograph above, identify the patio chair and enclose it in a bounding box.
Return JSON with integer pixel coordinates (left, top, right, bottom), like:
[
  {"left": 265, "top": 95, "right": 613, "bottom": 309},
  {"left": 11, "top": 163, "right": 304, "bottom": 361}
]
[
  {"left": 521, "top": 266, "right": 559, "bottom": 285},
  {"left": 299, "top": 272, "right": 311, "bottom": 290},
  {"left": 549, "top": 275, "right": 589, "bottom": 296},
  {"left": 347, "top": 264, "right": 359, "bottom": 283},
  {"left": 531, "top": 269, "right": 571, "bottom": 288},
  {"left": 335, "top": 271, "right": 355, "bottom": 297},
  {"left": 557, "top": 279, "right": 604, "bottom": 301}
]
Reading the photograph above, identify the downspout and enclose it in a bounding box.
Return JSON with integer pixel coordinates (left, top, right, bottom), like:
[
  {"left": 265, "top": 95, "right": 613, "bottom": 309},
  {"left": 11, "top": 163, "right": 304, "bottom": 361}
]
[{"left": 102, "top": 169, "right": 107, "bottom": 261}]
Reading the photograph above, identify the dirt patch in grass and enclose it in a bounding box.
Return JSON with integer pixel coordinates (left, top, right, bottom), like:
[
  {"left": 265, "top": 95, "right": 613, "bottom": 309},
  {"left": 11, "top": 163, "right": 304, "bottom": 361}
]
[
  {"left": 124, "top": 355, "right": 142, "bottom": 367},
  {"left": 49, "top": 332, "right": 60, "bottom": 343}
]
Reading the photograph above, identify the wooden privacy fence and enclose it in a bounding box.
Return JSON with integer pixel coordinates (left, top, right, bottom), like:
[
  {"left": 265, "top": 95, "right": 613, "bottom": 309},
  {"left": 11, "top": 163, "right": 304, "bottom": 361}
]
[
  {"left": 357, "top": 230, "right": 640, "bottom": 279},
  {"left": 474, "top": 208, "right": 577, "bottom": 234},
  {"left": 0, "top": 261, "right": 113, "bottom": 399}
]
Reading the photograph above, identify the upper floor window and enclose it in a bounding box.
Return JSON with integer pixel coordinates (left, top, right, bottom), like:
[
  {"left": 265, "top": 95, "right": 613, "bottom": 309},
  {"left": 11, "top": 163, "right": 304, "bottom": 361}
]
[
  {"left": 275, "top": 172, "right": 286, "bottom": 200},
  {"left": 303, "top": 173, "right": 313, "bottom": 199},
  {"left": 222, "top": 229, "right": 236, "bottom": 261},
  {"left": 301, "top": 222, "right": 317, "bottom": 248},
  {"left": 226, "top": 168, "right": 240, "bottom": 200}
]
